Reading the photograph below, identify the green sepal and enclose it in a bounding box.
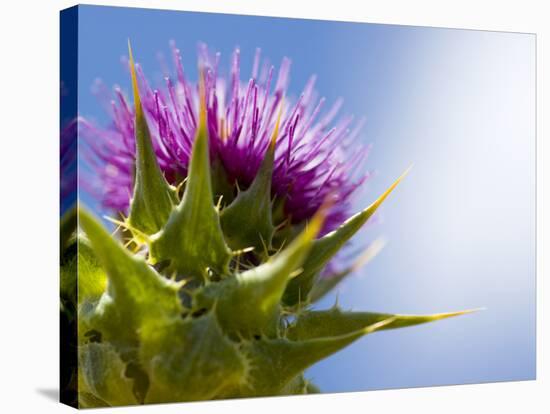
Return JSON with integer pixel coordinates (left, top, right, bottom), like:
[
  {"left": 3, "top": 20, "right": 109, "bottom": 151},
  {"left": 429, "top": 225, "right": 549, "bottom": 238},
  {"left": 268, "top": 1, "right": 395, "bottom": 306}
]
[
  {"left": 220, "top": 115, "right": 280, "bottom": 251},
  {"left": 140, "top": 311, "right": 246, "bottom": 403},
  {"left": 78, "top": 342, "right": 138, "bottom": 407},
  {"left": 286, "top": 307, "right": 476, "bottom": 341},
  {"left": 283, "top": 170, "right": 409, "bottom": 307},
  {"left": 194, "top": 206, "right": 326, "bottom": 338},
  {"left": 239, "top": 317, "right": 394, "bottom": 396},
  {"left": 126, "top": 42, "right": 178, "bottom": 237},
  {"left": 149, "top": 79, "right": 232, "bottom": 281},
  {"left": 78, "top": 209, "right": 182, "bottom": 352}
]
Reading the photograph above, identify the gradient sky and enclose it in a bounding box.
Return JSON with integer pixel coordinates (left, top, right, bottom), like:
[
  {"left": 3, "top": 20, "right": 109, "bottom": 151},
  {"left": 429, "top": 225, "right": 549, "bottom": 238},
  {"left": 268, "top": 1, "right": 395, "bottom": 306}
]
[{"left": 76, "top": 5, "right": 536, "bottom": 393}]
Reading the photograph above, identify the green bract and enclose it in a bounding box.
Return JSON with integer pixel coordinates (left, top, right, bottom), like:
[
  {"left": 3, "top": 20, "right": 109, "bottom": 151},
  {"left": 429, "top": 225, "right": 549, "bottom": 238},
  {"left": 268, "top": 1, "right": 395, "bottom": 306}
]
[{"left": 66, "top": 44, "right": 474, "bottom": 407}]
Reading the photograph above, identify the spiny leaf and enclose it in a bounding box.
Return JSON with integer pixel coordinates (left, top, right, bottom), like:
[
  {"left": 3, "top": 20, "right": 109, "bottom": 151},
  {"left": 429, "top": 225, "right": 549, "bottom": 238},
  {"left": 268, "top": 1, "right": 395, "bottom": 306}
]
[
  {"left": 78, "top": 342, "right": 137, "bottom": 407},
  {"left": 78, "top": 208, "right": 182, "bottom": 351},
  {"left": 195, "top": 203, "right": 327, "bottom": 338},
  {"left": 140, "top": 312, "right": 246, "bottom": 403},
  {"left": 127, "top": 41, "right": 177, "bottom": 237},
  {"left": 149, "top": 72, "right": 232, "bottom": 281},
  {"left": 286, "top": 307, "right": 478, "bottom": 341},
  {"left": 283, "top": 169, "right": 409, "bottom": 307},
  {"left": 220, "top": 105, "right": 282, "bottom": 251},
  {"left": 239, "top": 318, "right": 394, "bottom": 396}
]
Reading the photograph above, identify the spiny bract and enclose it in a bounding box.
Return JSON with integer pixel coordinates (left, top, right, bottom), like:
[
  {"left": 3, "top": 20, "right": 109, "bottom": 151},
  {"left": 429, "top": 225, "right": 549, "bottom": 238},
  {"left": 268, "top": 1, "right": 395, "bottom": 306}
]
[{"left": 66, "top": 43, "right": 473, "bottom": 408}]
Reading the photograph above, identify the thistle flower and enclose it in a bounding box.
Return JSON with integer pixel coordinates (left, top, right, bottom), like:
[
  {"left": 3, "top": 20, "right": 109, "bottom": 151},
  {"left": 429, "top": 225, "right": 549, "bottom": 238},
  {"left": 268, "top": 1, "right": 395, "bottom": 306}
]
[
  {"left": 81, "top": 42, "right": 370, "bottom": 235},
  {"left": 64, "top": 42, "right": 475, "bottom": 408}
]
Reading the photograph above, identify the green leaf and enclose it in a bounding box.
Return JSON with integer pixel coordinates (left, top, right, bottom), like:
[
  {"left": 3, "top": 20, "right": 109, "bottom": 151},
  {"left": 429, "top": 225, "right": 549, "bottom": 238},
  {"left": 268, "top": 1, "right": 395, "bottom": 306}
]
[
  {"left": 126, "top": 41, "right": 177, "bottom": 237},
  {"left": 78, "top": 209, "right": 182, "bottom": 352},
  {"left": 194, "top": 205, "right": 327, "bottom": 338},
  {"left": 149, "top": 74, "right": 232, "bottom": 281},
  {"left": 239, "top": 317, "right": 394, "bottom": 396},
  {"left": 140, "top": 312, "right": 246, "bottom": 403},
  {"left": 286, "top": 307, "right": 477, "bottom": 341},
  {"left": 78, "top": 342, "right": 137, "bottom": 407},
  {"left": 220, "top": 108, "right": 281, "bottom": 251},
  {"left": 283, "top": 169, "right": 409, "bottom": 307}
]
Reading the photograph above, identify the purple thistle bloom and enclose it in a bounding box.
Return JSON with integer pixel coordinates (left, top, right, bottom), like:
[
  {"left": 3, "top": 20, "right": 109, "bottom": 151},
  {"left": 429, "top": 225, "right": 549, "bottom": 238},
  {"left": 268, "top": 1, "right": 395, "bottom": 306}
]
[{"left": 81, "top": 42, "right": 371, "bottom": 234}]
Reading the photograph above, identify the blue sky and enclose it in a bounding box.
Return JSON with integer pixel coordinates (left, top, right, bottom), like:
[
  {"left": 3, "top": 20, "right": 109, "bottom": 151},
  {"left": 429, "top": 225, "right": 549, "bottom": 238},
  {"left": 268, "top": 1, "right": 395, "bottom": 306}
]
[{"left": 76, "top": 5, "right": 536, "bottom": 393}]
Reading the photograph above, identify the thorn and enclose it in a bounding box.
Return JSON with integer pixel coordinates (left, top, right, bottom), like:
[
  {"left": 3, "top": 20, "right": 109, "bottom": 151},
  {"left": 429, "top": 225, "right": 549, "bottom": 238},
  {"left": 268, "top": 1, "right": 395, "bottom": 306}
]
[
  {"left": 271, "top": 239, "right": 287, "bottom": 258},
  {"left": 198, "top": 66, "right": 207, "bottom": 130},
  {"left": 175, "top": 176, "right": 188, "bottom": 194},
  {"left": 103, "top": 215, "right": 151, "bottom": 243},
  {"left": 289, "top": 268, "right": 304, "bottom": 279},
  {"left": 273, "top": 218, "right": 290, "bottom": 232},
  {"left": 369, "top": 166, "right": 411, "bottom": 211},
  {"left": 333, "top": 293, "right": 340, "bottom": 309},
  {"left": 258, "top": 234, "right": 270, "bottom": 257},
  {"left": 233, "top": 246, "right": 255, "bottom": 255},
  {"left": 436, "top": 307, "right": 486, "bottom": 317},
  {"left": 127, "top": 39, "right": 142, "bottom": 116},
  {"left": 235, "top": 253, "right": 241, "bottom": 273},
  {"left": 216, "top": 195, "right": 224, "bottom": 211},
  {"left": 111, "top": 223, "right": 124, "bottom": 237}
]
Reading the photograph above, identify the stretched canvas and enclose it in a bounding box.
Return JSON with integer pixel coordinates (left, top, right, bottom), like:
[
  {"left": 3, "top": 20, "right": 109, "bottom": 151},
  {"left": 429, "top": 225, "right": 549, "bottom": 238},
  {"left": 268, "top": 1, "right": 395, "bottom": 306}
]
[{"left": 60, "top": 4, "right": 536, "bottom": 408}]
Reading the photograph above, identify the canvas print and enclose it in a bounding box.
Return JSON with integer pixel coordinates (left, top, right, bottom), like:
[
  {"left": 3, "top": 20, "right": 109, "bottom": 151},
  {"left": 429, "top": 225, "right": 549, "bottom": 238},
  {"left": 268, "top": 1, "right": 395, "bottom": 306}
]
[{"left": 60, "top": 5, "right": 536, "bottom": 409}]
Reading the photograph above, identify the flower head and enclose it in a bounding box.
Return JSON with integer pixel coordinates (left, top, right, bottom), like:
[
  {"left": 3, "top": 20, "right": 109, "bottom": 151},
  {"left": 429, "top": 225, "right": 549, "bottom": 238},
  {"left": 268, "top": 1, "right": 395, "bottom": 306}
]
[
  {"left": 81, "top": 42, "right": 371, "bottom": 234},
  {"left": 68, "top": 40, "right": 472, "bottom": 410}
]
